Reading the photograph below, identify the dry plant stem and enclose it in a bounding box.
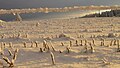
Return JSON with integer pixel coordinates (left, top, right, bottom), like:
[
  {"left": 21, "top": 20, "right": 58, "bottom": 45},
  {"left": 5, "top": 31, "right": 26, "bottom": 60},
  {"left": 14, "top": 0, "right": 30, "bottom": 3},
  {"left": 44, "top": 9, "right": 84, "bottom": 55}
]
[
  {"left": 50, "top": 41, "right": 56, "bottom": 51},
  {"left": 89, "top": 43, "right": 95, "bottom": 53},
  {"left": 18, "top": 33, "right": 21, "bottom": 38},
  {"left": 9, "top": 42, "right": 12, "bottom": 48},
  {"left": 13, "top": 49, "right": 19, "bottom": 61},
  {"left": 61, "top": 42, "right": 64, "bottom": 46},
  {"left": 100, "top": 41, "right": 103, "bottom": 46},
  {"left": 3, "top": 56, "right": 12, "bottom": 66},
  {"left": 110, "top": 40, "right": 113, "bottom": 46},
  {"left": 75, "top": 40, "right": 79, "bottom": 46},
  {"left": 43, "top": 40, "right": 47, "bottom": 50},
  {"left": 102, "top": 58, "right": 111, "bottom": 65},
  {"left": 84, "top": 42, "right": 88, "bottom": 53},
  {"left": 23, "top": 42, "right": 27, "bottom": 48},
  {"left": 1, "top": 42, "right": 3, "bottom": 50},
  {"left": 25, "top": 33, "right": 28, "bottom": 38},
  {"left": 8, "top": 50, "right": 13, "bottom": 56},
  {"left": 59, "top": 50, "right": 62, "bottom": 53},
  {"left": 43, "top": 41, "right": 50, "bottom": 52},
  {"left": 47, "top": 44, "right": 50, "bottom": 52},
  {"left": 66, "top": 47, "right": 70, "bottom": 53},
  {"left": 35, "top": 41, "right": 38, "bottom": 47},
  {"left": 70, "top": 41, "right": 72, "bottom": 47},
  {"left": 100, "top": 39, "right": 105, "bottom": 46},
  {"left": 3, "top": 50, "right": 18, "bottom": 67},
  {"left": 102, "top": 39, "right": 105, "bottom": 46},
  {"left": 11, "top": 49, "right": 19, "bottom": 67},
  {"left": 85, "top": 40, "right": 87, "bottom": 46},
  {"left": 36, "top": 22, "right": 39, "bottom": 27},
  {"left": 31, "top": 41, "right": 34, "bottom": 47},
  {"left": 92, "top": 38, "right": 95, "bottom": 46},
  {"left": 1, "top": 34, "right": 5, "bottom": 39},
  {"left": 39, "top": 48, "right": 43, "bottom": 52},
  {"left": 80, "top": 40, "right": 83, "bottom": 46},
  {"left": 50, "top": 52, "right": 55, "bottom": 65},
  {"left": 3, "top": 42, "right": 6, "bottom": 49},
  {"left": 0, "top": 51, "right": 4, "bottom": 56},
  {"left": 114, "top": 39, "right": 117, "bottom": 45},
  {"left": 117, "top": 40, "right": 120, "bottom": 52}
]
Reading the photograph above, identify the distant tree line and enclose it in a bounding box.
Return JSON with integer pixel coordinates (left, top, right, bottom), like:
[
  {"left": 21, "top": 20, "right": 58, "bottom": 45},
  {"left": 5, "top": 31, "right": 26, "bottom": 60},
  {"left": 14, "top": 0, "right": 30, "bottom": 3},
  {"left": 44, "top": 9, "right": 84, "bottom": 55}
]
[{"left": 82, "top": 9, "right": 120, "bottom": 18}]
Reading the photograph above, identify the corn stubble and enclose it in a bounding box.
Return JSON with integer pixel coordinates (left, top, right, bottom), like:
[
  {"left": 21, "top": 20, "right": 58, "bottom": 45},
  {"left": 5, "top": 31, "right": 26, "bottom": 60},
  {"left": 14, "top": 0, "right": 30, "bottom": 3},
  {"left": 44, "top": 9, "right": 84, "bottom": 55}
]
[{"left": 2, "top": 49, "right": 19, "bottom": 67}]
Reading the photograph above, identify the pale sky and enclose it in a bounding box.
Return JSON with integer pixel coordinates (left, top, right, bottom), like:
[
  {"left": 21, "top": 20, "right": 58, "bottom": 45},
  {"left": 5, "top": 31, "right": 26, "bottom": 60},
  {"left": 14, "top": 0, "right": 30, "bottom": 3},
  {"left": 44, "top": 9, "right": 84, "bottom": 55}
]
[{"left": 0, "top": 0, "right": 120, "bottom": 9}]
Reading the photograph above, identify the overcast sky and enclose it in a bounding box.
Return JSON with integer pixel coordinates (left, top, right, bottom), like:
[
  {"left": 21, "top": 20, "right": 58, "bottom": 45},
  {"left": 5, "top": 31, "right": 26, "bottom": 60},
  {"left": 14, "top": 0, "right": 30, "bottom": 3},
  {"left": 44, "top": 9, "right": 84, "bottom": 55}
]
[{"left": 0, "top": 0, "right": 120, "bottom": 9}]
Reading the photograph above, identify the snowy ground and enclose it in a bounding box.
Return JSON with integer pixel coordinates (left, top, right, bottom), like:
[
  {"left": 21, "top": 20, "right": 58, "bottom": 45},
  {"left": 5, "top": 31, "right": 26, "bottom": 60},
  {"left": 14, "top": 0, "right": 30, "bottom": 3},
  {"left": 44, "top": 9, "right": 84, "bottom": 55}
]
[{"left": 0, "top": 17, "right": 120, "bottom": 68}]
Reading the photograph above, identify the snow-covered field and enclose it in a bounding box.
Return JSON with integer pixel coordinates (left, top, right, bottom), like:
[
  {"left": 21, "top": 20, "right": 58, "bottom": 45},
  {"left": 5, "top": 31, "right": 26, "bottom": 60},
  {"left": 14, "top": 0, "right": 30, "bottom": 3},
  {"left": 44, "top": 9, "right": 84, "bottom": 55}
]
[{"left": 0, "top": 17, "right": 120, "bottom": 68}]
